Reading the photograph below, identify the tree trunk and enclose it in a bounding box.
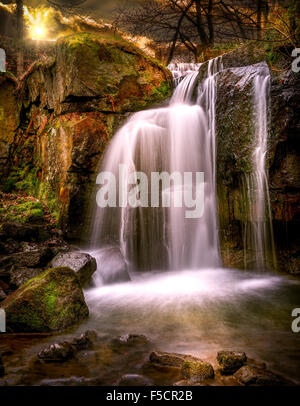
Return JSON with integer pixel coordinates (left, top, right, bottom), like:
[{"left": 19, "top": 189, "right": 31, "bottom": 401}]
[
  {"left": 16, "top": 0, "right": 24, "bottom": 77},
  {"left": 256, "top": 0, "right": 262, "bottom": 40}
]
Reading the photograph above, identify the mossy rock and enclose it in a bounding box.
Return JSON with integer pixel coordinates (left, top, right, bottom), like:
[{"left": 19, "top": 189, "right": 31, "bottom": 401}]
[
  {"left": 1, "top": 267, "right": 89, "bottom": 332},
  {"left": 181, "top": 360, "right": 214, "bottom": 382},
  {"left": 217, "top": 351, "right": 247, "bottom": 375},
  {"left": 34, "top": 32, "right": 174, "bottom": 114}
]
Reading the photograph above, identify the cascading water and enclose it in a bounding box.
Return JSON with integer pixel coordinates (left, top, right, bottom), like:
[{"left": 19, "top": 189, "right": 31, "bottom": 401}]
[
  {"left": 244, "top": 66, "right": 276, "bottom": 270},
  {"left": 89, "top": 62, "right": 221, "bottom": 278}
]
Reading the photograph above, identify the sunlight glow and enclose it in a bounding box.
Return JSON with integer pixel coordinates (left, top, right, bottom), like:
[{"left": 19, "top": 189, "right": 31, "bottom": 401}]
[{"left": 24, "top": 6, "right": 49, "bottom": 40}]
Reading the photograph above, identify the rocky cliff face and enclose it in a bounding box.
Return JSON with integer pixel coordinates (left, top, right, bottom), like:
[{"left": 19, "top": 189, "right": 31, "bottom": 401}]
[
  {"left": 0, "top": 33, "right": 173, "bottom": 238},
  {"left": 269, "top": 69, "right": 300, "bottom": 274}
]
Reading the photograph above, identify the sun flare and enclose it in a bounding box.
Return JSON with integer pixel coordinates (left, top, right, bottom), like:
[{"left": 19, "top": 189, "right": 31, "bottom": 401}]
[{"left": 24, "top": 6, "right": 49, "bottom": 40}]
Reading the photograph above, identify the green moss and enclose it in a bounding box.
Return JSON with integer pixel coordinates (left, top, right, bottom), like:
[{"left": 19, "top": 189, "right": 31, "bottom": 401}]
[
  {"left": 3, "top": 267, "right": 89, "bottom": 332},
  {"left": 151, "top": 80, "right": 172, "bottom": 99}
]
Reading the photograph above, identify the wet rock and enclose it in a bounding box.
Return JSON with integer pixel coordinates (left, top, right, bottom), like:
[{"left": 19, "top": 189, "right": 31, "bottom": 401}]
[
  {"left": 71, "top": 330, "right": 98, "bottom": 351},
  {"left": 246, "top": 358, "right": 266, "bottom": 370},
  {"left": 9, "top": 267, "right": 44, "bottom": 288},
  {"left": 0, "top": 247, "right": 53, "bottom": 272},
  {"left": 149, "top": 351, "right": 202, "bottom": 368},
  {"left": 38, "top": 342, "right": 74, "bottom": 362},
  {"left": 116, "top": 374, "right": 152, "bottom": 386},
  {"left": 217, "top": 351, "right": 247, "bottom": 375},
  {"left": 38, "top": 330, "right": 98, "bottom": 362},
  {"left": 50, "top": 252, "right": 96, "bottom": 287},
  {"left": 181, "top": 360, "right": 214, "bottom": 382},
  {"left": 1, "top": 267, "right": 89, "bottom": 332},
  {"left": 233, "top": 365, "right": 290, "bottom": 386},
  {"left": 97, "top": 247, "right": 130, "bottom": 284}
]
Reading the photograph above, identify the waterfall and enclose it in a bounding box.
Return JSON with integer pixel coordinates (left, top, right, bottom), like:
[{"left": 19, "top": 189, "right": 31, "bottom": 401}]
[
  {"left": 244, "top": 67, "right": 276, "bottom": 270},
  {"left": 88, "top": 56, "right": 276, "bottom": 284},
  {"left": 89, "top": 62, "right": 221, "bottom": 280}
]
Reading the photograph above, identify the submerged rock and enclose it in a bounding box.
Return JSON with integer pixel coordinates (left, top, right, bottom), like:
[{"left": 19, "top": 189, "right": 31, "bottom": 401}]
[
  {"left": 150, "top": 351, "right": 202, "bottom": 368},
  {"left": 97, "top": 246, "right": 130, "bottom": 284},
  {"left": 38, "top": 330, "right": 98, "bottom": 362},
  {"left": 38, "top": 342, "right": 74, "bottom": 362},
  {"left": 111, "top": 334, "right": 149, "bottom": 351},
  {"left": 217, "top": 351, "right": 247, "bottom": 375},
  {"left": 1, "top": 267, "right": 89, "bottom": 332},
  {"left": 233, "top": 365, "right": 291, "bottom": 386},
  {"left": 116, "top": 374, "right": 152, "bottom": 386},
  {"left": 50, "top": 252, "right": 97, "bottom": 287}
]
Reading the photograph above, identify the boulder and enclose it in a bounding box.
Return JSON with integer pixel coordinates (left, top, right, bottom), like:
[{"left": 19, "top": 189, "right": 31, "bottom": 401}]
[
  {"left": 1, "top": 267, "right": 89, "bottom": 332},
  {"left": 50, "top": 252, "right": 97, "bottom": 287},
  {"left": 38, "top": 342, "right": 74, "bottom": 362},
  {"left": 217, "top": 351, "right": 247, "bottom": 375},
  {"left": 96, "top": 246, "right": 130, "bottom": 284},
  {"left": 149, "top": 351, "right": 203, "bottom": 368},
  {"left": 233, "top": 365, "right": 290, "bottom": 386},
  {"left": 181, "top": 360, "right": 214, "bottom": 382}
]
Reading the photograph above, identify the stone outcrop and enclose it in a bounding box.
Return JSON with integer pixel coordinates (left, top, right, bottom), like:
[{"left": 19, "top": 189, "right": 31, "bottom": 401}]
[
  {"left": 198, "top": 45, "right": 300, "bottom": 274},
  {"left": 1, "top": 33, "right": 173, "bottom": 238},
  {"left": 0, "top": 72, "right": 19, "bottom": 178}
]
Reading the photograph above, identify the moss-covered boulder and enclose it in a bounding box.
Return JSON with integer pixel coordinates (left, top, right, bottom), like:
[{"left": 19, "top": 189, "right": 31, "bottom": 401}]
[
  {"left": 217, "top": 351, "right": 247, "bottom": 375},
  {"left": 24, "top": 32, "right": 173, "bottom": 115},
  {"left": 1, "top": 267, "right": 89, "bottom": 332},
  {"left": 181, "top": 359, "right": 214, "bottom": 382}
]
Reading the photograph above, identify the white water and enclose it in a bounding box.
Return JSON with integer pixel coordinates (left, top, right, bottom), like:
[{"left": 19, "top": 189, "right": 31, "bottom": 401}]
[
  {"left": 244, "top": 66, "right": 276, "bottom": 270},
  {"left": 90, "top": 61, "right": 221, "bottom": 275}
]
